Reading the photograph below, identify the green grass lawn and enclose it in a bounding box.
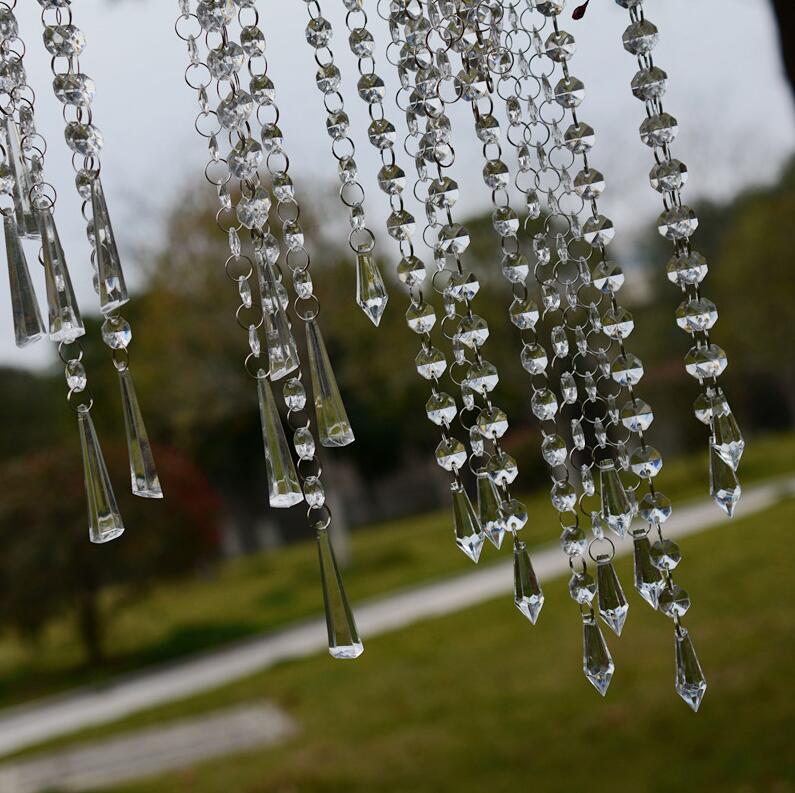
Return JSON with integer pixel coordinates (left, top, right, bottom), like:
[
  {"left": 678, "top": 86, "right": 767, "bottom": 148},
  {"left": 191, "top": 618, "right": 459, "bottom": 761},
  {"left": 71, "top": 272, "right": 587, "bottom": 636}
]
[
  {"left": 9, "top": 496, "right": 795, "bottom": 792},
  {"left": 0, "top": 432, "right": 792, "bottom": 712}
]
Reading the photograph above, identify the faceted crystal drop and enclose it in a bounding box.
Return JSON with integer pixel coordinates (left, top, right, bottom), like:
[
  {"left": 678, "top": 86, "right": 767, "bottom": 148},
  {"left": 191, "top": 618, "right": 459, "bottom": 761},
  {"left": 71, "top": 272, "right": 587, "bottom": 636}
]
[
  {"left": 90, "top": 177, "right": 128, "bottom": 314},
  {"left": 2, "top": 116, "right": 38, "bottom": 238},
  {"left": 514, "top": 539, "right": 544, "bottom": 624},
  {"left": 477, "top": 472, "right": 505, "bottom": 549},
  {"left": 256, "top": 374, "right": 303, "bottom": 508},
  {"left": 675, "top": 628, "right": 707, "bottom": 712},
  {"left": 38, "top": 209, "right": 85, "bottom": 343},
  {"left": 64, "top": 122, "right": 104, "bottom": 156},
  {"left": 451, "top": 482, "right": 485, "bottom": 563},
  {"left": 256, "top": 256, "right": 300, "bottom": 380},
  {"left": 582, "top": 613, "right": 615, "bottom": 696},
  {"left": 3, "top": 212, "right": 44, "bottom": 347},
  {"left": 118, "top": 367, "right": 162, "bottom": 499},
  {"left": 355, "top": 253, "right": 388, "bottom": 326},
  {"left": 710, "top": 443, "right": 741, "bottom": 517},
  {"left": 599, "top": 461, "right": 633, "bottom": 537},
  {"left": 712, "top": 395, "right": 744, "bottom": 470},
  {"left": 43, "top": 24, "right": 86, "bottom": 57},
  {"left": 306, "top": 319, "right": 355, "bottom": 447},
  {"left": 596, "top": 559, "right": 629, "bottom": 636},
  {"left": 77, "top": 405, "right": 125, "bottom": 544},
  {"left": 316, "top": 528, "right": 364, "bottom": 659},
  {"left": 633, "top": 534, "right": 664, "bottom": 608}
]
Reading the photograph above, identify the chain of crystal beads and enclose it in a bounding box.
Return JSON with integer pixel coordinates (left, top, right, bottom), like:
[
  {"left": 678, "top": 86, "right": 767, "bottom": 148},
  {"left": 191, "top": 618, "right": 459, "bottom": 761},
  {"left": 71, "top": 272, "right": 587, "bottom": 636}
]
[
  {"left": 301, "top": 0, "right": 389, "bottom": 327},
  {"left": 38, "top": 1, "right": 162, "bottom": 499},
  {"left": 616, "top": 0, "right": 742, "bottom": 517}
]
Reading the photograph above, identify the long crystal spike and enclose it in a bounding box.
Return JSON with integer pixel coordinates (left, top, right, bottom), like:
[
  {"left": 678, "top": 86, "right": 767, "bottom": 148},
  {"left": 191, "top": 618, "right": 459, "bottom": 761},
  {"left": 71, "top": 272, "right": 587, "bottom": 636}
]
[
  {"left": 2, "top": 116, "right": 39, "bottom": 238},
  {"left": 256, "top": 254, "right": 300, "bottom": 380},
  {"left": 90, "top": 176, "right": 129, "bottom": 315},
  {"left": 77, "top": 405, "right": 125, "bottom": 544},
  {"left": 674, "top": 628, "right": 707, "bottom": 712},
  {"left": 451, "top": 481, "right": 485, "bottom": 563},
  {"left": 599, "top": 460, "right": 632, "bottom": 537},
  {"left": 632, "top": 532, "right": 664, "bottom": 609},
  {"left": 37, "top": 208, "right": 85, "bottom": 343},
  {"left": 513, "top": 537, "right": 544, "bottom": 624},
  {"left": 596, "top": 558, "right": 629, "bottom": 636},
  {"left": 118, "top": 367, "right": 163, "bottom": 499},
  {"left": 711, "top": 391, "right": 744, "bottom": 471},
  {"left": 256, "top": 373, "right": 303, "bottom": 508},
  {"left": 477, "top": 470, "right": 505, "bottom": 549},
  {"left": 316, "top": 527, "right": 364, "bottom": 659},
  {"left": 709, "top": 443, "right": 741, "bottom": 517},
  {"left": 305, "top": 318, "right": 355, "bottom": 447},
  {"left": 3, "top": 211, "right": 44, "bottom": 347},
  {"left": 582, "top": 612, "right": 615, "bottom": 696},
  {"left": 355, "top": 252, "right": 388, "bottom": 326}
]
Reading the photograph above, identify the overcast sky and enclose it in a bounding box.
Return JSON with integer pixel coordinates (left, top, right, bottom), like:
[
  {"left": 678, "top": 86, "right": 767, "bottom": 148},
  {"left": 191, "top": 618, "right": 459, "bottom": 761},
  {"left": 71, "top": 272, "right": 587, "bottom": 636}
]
[{"left": 3, "top": 0, "right": 793, "bottom": 368}]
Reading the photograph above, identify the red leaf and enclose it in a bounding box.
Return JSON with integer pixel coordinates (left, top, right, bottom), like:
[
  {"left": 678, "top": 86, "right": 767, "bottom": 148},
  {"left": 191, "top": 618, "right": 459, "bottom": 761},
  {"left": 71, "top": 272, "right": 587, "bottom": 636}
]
[{"left": 572, "top": 0, "right": 590, "bottom": 19}]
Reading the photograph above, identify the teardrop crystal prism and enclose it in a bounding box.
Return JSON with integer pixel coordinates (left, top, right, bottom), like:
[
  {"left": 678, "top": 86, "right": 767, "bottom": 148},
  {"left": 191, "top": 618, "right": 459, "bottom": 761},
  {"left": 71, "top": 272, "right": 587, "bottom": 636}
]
[
  {"left": 712, "top": 395, "right": 744, "bottom": 471},
  {"left": 1, "top": 116, "right": 39, "bottom": 238},
  {"left": 596, "top": 559, "right": 629, "bottom": 636},
  {"left": 77, "top": 405, "right": 125, "bottom": 544},
  {"left": 582, "top": 612, "right": 615, "bottom": 696},
  {"left": 599, "top": 460, "right": 633, "bottom": 536},
  {"left": 451, "top": 481, "right": 485, "bottom": 563},
  {"left": 513, "top": 538, "right": 544, "bottom": 624},
  {"left": 710, "top": 443, "right": 741, "bottom": 517},
  {"left": 306, "top": 318, "right": 355, "bottom": 447},
  {"left": 316, "top": 527, "right": 364, "bottom": 659},
  {"left": 37, "top": 209, "right": 85, "bottom": 343},
  {"left": 4, "top": 212, "right": 44, "bottom": 347},
  {"left": 256, "top": 374, "right": 303, "bottom": 508},
  {"left": 256, "top": 255, "right": 300, "bottom": 380},
  {"left": 675, "top": 628, "right": 707, "bottom": 711},
  {"left": 477, "top": 471, "right": 505, "bottom": 549},
  {"left": 90, "top": 176, "right": 129, "bottom": 315},
  {"left": 355, "top": 252, "right": 388, "bottom": 326},
  {"left": 632, "top": 534, "right": 664, "bottom": 608},
  {"left": 119, "top": 367, "right": 163, "bottom": 498}
]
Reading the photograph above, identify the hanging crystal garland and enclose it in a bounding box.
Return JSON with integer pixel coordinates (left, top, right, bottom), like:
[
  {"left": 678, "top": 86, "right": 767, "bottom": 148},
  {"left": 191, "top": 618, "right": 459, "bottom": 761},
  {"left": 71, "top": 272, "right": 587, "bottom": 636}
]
[
  {"left": 175, "top": 0, "right": 362, "bottom": 659},
  {"left": 615, "top": 0, "right": 743, "bottom": 518},
  {"left": 39, "top": 0, "right": 163, "bottom": 500}
]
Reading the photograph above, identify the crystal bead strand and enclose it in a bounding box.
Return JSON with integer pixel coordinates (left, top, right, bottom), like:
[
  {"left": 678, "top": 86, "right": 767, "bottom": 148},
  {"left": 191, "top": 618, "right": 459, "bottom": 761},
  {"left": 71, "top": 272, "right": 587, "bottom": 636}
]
[
  {"left": 533, "top": 0, "right": 706, "bottom": 710},
  {"left": 301, "top": 0, "right": 389, "bottom": 326},
  {"left": 616, "top": 0, "right": 743, "bottom": 517},
  {"left": 38, "top": 1, "right": 163, "bottom": 499},
  {"left": 0, "top": 5, "right": 123, "bottom": 544}
]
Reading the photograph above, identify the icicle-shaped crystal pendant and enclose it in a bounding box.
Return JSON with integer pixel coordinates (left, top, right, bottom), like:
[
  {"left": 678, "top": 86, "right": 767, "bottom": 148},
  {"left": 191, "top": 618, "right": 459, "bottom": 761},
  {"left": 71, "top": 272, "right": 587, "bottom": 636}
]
[
  {"left": 477, "top": 470, "right": 505, "bottom": 549},
  {"left": 674, "top": 628, "right": 707, "bottom": 711},
  {"left": 710, "top": 443, "right": 741, "bottom": 517},
  {"left": 3, "top": 211, "right": 44, "bottom": 347},
  {"left": 711, "top": 391, "right": 744, "bottom": 471},
  {"left": 90, "top": 176, "right": 129, "bottom": 314},
  {"left": 118, "top": 367, "right": 162, "bottom": 498},
  {"left": 513, "top": 537, "right": 544, "bottom": 624},
  {"left": 305, "top": 318, "right": 355, "bottom": 447},
  {"left": 596, "top": 557, "right": 629, "bottom": 636},
  {"left": 316, "top": 527, "right": 364, "bottom": 659},
  {"left": 37, "top": 208, "right": 85, "bottom": 343},
  {"left": 451, "top": 481, "right": 485, "bottom": 563},
  {"left": 599, "top": 460, "right": 633, "bottom": 536},
  {"left": 77, "top": 404, "right": 125, "bottom": 544},
  {"left": 2, "top": 116, "right": 39, "bottom": 238},
  {"left": 256, "top": 373, "right": 303, "bottom": 508},
  {"left": 355, "top": 252, "right": 388, "bottom": 326},
  {"left": 632, "top": 532, "right": 664, "bottom": 608},
  {"left": 257, "top": 254, "right": 300, "bottom": 380},
  {"left": 582, "top": 612, "right": 615, "bottom": 696}
]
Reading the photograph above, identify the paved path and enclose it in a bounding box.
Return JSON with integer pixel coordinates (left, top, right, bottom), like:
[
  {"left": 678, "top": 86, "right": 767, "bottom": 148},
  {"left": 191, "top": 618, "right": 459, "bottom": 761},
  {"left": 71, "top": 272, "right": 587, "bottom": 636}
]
[
  {"left": 0, "top": 476, "right": 792, "bottom": 758},
  {"left": 0, "top": 705, "right": 296, "bottom": 793}
]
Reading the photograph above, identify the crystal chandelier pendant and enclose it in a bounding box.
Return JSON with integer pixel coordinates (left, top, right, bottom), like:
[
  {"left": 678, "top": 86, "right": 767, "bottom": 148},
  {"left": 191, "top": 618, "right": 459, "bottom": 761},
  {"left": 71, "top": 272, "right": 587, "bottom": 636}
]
[
  {"left": 476, "top": 470, "right": 505, "bottom": 549},
  {"left": 582, "top": 612, "right": 615, "bottom": 696},
  {"left": 355, "top": 252, "right": 388, "bottom": 327},
  {"left": 317, "top": 527, "right": 364, "bottom": 659},
  {"left": 77, "top": 404, "right": 125, "bottom": 544},
  {"left": 596, "top": 558, "right": 629, "bottom": 636},
  {"left": 513, "top": 538, "right": 544, "bottom": 624},
  {"left": 90, "top": 176, "right": 129, "bottom": 315},
  {"left": 256, "top": 373, "right": 303, "bottom": 509},
  {"left": 674, "top": 628, "right": 707, "bottom": 712},
  {"left": 1, "top": 115, "right": 39, "bottom": 238},
  {"left": 599, "top": 460, "right": 633, "bottom": 537},
  {"left": 256, "top": 254, "right": 300, "bottom": 381},
  {"left": 709, "top": 443, "right": 741, "bottom": 517},
  {"left": 118, "top": 367, "right": 163, "bottom": 499},
  {"left": 632, "top": 532, "right": 664, "bottom": 608},
  {"left": 451, "top": 481, "right": 485, "bottom": 563},
  {"left": 3, "top": 211, "right": 45, "bottom": 347},
  {"left": 305, "top": 319, "right": 355, "bottom": 448}
]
